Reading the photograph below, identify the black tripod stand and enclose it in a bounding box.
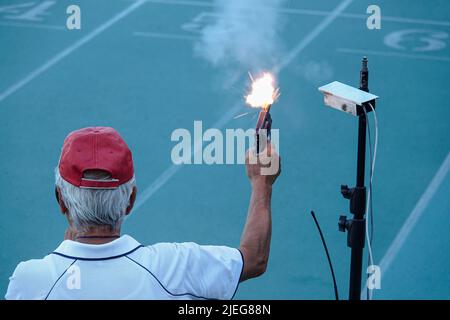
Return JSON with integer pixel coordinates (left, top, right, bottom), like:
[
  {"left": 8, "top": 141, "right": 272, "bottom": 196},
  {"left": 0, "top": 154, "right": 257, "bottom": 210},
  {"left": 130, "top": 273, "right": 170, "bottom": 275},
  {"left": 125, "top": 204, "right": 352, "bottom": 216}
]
[{"left": 338, "top": 57, "right": 375, "bottom": 300}]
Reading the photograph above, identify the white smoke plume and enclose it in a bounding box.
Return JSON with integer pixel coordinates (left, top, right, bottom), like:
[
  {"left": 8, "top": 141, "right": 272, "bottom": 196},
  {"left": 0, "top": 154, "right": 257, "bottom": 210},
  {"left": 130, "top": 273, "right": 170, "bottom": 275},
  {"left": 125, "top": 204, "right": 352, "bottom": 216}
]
[{"left": 194, "top": 0, "right": 287, "bottom": 73}]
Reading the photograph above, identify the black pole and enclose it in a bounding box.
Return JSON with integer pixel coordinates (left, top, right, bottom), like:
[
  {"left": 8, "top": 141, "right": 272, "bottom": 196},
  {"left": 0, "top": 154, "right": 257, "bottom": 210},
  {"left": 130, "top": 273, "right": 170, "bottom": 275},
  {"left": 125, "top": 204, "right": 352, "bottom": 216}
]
[
  {"left": 348, "top": 114, "right": 367, "bottom": 300},
  {"left": 339, "top": 57, "right": 369, "bottom": 300}
]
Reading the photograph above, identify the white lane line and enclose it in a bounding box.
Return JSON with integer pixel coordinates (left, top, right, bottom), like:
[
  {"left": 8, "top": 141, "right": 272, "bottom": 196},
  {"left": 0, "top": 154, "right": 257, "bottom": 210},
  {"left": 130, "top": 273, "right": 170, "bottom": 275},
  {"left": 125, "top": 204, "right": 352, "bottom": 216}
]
[
  {"left": 0, "top": 21, "right": 65, "bottom": 30},
  {"left": 362, "top": 151, "right": 450, "bottom": 299},
  {"left": 338, "top": 48, "right": 450, "bottom": 62},
  {"left": 133, "top": 31, "right": 197, "bottom": 40},
  {"left": 0, "top": 0, "right": 147, "bottom": 104},
  {"left": 128, "top": 0, "right": 450, "bottom": 27},
  {"left": 133, "top": 0, "right": 354, "bottom": 211},
  {"left": 379, "top": 151, "right": 450, "bottom": 275}
]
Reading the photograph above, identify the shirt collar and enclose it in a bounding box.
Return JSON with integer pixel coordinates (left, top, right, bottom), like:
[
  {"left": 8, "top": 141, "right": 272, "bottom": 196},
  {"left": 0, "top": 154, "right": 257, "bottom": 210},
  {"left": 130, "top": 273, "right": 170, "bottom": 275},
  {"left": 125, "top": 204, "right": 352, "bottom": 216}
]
[{"left": 52, "top": 234, "right": 143, "bottom": 260}]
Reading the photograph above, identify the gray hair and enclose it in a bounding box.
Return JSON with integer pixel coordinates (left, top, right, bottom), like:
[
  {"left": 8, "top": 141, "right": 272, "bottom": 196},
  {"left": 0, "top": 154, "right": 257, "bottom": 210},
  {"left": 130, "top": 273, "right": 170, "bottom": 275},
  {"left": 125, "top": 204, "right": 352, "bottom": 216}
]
[{"left": 55, "top": 168, "right": 136, "bottom": 230}]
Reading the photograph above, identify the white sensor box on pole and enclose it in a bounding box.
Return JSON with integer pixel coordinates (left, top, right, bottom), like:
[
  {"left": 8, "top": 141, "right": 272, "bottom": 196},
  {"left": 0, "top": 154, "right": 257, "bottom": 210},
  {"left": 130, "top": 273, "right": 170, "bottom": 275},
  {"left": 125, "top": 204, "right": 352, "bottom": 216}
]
[{"left": 318, "top": 81, "right": 378, "bottom": 116}]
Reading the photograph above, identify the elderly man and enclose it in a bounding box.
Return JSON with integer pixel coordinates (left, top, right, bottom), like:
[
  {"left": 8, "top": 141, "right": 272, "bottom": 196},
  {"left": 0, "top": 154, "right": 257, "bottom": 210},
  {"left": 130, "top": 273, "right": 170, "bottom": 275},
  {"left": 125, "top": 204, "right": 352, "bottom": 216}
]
[{"left": 5, "top": 126, "right": 280, "bottom": 300}]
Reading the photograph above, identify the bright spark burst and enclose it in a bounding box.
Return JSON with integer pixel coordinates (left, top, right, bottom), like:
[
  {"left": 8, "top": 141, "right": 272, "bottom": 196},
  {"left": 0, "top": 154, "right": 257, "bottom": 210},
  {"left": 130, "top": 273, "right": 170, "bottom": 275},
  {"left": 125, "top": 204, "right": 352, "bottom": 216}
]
[{"left": 245, "top": 72, "right": 279, "bottom": 110}]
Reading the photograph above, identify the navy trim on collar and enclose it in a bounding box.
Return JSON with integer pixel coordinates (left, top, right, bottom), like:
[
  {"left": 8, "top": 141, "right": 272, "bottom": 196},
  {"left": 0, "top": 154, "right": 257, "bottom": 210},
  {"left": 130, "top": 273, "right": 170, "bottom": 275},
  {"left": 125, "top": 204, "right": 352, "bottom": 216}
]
[
  {"left": 51, "top": 245, "right": 144, "bottom": 261},
  {"left": 52, "top": 234, "right": 143, "bottom": 260}
]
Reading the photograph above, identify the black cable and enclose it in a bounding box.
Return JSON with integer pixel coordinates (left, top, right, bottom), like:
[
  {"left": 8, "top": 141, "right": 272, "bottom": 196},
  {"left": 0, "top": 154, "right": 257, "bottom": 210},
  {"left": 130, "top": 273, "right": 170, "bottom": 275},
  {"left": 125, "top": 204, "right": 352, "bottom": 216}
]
[{"left": 310, "top": 210, "right": 339, "bottom": 300}]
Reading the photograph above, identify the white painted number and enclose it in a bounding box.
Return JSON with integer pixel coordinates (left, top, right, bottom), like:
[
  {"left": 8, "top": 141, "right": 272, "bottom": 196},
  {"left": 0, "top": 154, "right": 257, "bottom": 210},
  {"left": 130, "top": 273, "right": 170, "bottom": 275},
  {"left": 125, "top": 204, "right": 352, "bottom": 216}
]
[
  {"left": 366, "top": 5, "right": 381, "bottom": 30},
  {"left": 366, "top": 265, "right": 381, "bottom": 290},
  {"left": 0, "top": 3, "right": 35, "bottom": 15},
  {"left": 66, "top": 4, "right": 81, "bottom": 30},
  {"left": 384, "top": 29, "right": 448, "bottom": 52},
  {"left": 1, "top": 1, "right": 55, "bottom": 21}
]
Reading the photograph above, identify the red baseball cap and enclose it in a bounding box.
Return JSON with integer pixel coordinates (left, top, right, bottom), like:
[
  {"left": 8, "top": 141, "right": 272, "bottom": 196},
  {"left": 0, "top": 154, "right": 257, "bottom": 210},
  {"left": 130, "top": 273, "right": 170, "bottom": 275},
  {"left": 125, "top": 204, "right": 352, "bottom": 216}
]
[{"left": 58, "top": 127, "right": 134, "bottom": 189}]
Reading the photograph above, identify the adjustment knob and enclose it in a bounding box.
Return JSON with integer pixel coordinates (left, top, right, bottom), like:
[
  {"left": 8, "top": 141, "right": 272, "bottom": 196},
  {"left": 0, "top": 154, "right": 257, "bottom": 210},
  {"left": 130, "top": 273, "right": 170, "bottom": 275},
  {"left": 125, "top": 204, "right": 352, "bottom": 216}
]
[
  {"left": 341, "top": 184, "right": 352, "bottom": 199},
  {"left": 338, "top": 215, "right": 348, "bottom": 232}
]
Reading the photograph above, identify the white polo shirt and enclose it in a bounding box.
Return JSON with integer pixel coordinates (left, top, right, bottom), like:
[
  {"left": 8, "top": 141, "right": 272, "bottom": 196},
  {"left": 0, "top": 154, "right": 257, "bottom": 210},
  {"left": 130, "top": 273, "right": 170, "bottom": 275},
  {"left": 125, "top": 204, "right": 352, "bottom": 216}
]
[{"left": 5, "top": 235, "right": 243, "bottom": 300}]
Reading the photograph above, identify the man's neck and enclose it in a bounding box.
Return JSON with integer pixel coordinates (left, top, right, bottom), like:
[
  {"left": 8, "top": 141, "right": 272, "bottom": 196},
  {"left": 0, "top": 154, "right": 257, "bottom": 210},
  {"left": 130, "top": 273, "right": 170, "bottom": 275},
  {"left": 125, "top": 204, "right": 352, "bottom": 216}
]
[{"left": 68, "top": 225, "right": 121, "bottom": 244}]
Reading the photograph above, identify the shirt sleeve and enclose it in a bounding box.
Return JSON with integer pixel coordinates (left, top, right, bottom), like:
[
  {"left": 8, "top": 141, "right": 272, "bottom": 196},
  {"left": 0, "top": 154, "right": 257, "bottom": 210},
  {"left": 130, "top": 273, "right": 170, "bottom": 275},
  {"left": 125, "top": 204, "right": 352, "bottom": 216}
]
[
  {"left": 5, "top": 261, "right": 48, "bottom": 300},
  {"left": 149, "top": 242, "right": 244, "bottom": 300},
  {"left": 5, "top": 262, "right": 24, "bottom": 300},
  {"left": 5, "top": 257, "right": 65, "bottom": 300}
]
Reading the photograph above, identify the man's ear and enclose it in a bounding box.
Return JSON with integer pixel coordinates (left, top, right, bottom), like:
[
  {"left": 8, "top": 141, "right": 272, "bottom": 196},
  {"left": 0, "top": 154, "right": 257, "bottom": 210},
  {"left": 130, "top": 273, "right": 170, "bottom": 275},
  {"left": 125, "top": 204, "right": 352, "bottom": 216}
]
[
  {"left": 126, "top": 186, "right": 137, "bottom": 215},
  {"left": 55, "top": 187, "right": 68, "bottom": 214}
]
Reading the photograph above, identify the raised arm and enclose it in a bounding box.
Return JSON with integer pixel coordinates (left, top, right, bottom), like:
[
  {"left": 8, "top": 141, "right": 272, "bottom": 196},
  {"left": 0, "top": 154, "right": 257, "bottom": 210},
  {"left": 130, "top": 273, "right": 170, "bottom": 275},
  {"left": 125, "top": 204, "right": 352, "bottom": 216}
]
[{"left": 239, "top": 147, "right": 281, "bottom": 282}]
